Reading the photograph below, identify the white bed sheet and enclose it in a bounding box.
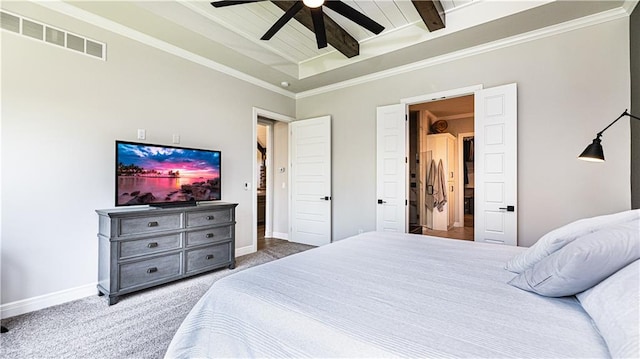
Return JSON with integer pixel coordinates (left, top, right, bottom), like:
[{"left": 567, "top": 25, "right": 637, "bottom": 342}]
[{"left": 166, "top": 232, "right": 609, "bottom": 358}]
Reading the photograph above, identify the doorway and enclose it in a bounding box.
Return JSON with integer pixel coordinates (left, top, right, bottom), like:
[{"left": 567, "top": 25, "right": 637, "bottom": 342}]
[
  {"left": 408, "top": 95, "right": 475, "bottom": 241},
  {"left": 377, "top": 83, "right": 517, "bottom": 245},
  {"left": 248, "top": 108, "right": 294, "bottom": 256},
  {"left": 256, "top": 120, "right": 270, "bottom": 249}
]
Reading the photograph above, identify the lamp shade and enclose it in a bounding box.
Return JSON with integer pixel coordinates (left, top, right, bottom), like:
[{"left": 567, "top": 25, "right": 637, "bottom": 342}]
[{"left": 578, "top": 138, "right": 605, "bottom": 162}]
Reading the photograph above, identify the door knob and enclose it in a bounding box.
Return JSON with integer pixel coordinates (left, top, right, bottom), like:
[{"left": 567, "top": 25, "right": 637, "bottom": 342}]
[
  {"left": 377, "top": 199, "right": 387, "bottom": 204},
  {"left": 320, "top": 196, "right": 331, "bottom": 201},
  {"left": 499, "top": 205, "right": 515, "bottom": 212}
]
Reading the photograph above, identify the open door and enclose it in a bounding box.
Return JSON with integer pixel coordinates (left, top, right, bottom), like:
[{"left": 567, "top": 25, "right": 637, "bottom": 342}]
[
  {"left": 376, "top": 104, "right": 407, "bottom": 232},
  {"left": 474, "top": 83, "right": 518, "bottom": 245},
  {"left": 290, "top": 116, "right": 332, "bottom": 246}
]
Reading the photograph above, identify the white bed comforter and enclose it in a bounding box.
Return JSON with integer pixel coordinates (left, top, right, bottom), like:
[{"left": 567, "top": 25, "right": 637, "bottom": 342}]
[{"left": 166, "top": 232, "right": 609, "bottom": 358}]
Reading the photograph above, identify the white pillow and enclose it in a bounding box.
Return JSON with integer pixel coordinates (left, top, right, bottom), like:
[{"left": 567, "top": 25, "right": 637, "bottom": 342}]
[
  {"left": 505, "top": 209, "right": 640, "bottom": 273},
  {"left": 508, "top": 220, "right": 640, "bottom": 297},
  {"left": 577, "top": 260, "right": 639, "bottom": 358}
]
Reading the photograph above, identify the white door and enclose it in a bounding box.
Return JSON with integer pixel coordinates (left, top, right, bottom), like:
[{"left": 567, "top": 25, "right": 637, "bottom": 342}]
[
  {"left": 474, "top": 83, "right": 517, "bottom": 245},
  {"left": 376, "top": 104, "right": 407, "bottom": 232},
  {"left": 290, "top": 116, "right": 332, "bottom": 246}
]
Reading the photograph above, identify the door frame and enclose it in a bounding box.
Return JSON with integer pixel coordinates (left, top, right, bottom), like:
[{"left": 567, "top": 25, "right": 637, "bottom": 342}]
[
  {"left": 249, "top": 107, "right": 294, "bottom": 256},
  {"left": 457, "top": 132, "right": 474, "bottom": 228},
  {"left": 376, "top": 84, "right": 483, "bottom": 232},
  {"left": 257, "top": 119, "right": 273, "bottom": 236},
  {"left": 397, "top": 85, "right": 483, "bottom": 233}
]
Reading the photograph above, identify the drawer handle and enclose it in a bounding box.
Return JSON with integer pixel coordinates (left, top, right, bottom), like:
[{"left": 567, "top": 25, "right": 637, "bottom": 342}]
[
  {"left": 206, "top": 215, "right": 215, "bottom": 220},
  {"left": 147, "top": 242, "right": 158, "bottom": 248},
  {"left": 206, "top": 233, "right": 215, "bottom": 238},
  {"left": 147, "top": 221, "right": 159, "bottom": 227},
  {"left": 147, "top": 267, "right": 158, "bottom": 274},
  {"left": 206, "top": 254, "right": 215, "bottom": 260}
]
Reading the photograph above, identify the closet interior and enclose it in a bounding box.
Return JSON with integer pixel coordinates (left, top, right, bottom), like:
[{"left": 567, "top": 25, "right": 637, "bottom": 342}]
[{"left": 408, "top": 95, "right": 475, "bottom": 241}]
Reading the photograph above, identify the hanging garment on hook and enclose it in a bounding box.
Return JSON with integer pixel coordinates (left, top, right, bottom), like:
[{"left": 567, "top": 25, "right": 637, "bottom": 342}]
[
  {"left": 434, "top": 159, "right": 447, "bottom": 212},
  {"left": 426, "top": 159, "right": 436, "bottom": 209}
]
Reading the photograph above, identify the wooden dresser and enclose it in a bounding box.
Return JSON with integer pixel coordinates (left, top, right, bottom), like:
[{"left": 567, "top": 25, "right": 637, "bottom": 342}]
[{"left": 96, "top": 202, "right": 237, "bottom": 305}]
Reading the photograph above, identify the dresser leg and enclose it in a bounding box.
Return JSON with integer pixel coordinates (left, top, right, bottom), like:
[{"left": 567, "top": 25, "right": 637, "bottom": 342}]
[
  {"left": 108, "top": 296, "right": 119, "bottom": 305},
  {"left": 1, "top": 326, "right": 8, "bottom": 333},
  {"left": 228, "top": 261, "right": 236, "bottom": 270}
]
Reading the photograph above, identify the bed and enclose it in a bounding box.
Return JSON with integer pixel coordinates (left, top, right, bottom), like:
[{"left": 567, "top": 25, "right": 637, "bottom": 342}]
[{"left": 166, "top": 211, "right": 639, "bottom": 358}]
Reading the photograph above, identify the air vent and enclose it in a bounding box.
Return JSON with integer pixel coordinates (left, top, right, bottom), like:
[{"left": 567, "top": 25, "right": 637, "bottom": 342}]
[
  {"left": 86, "top": 40, "right": 104, "bottom": 58},
  {"left": 22, "top": 19, "right": 43, "bottom": 40},
  {"left": 45, "top": 27, "right": 65, "bottom": 46},
  {"left": 66, "top": 33, "right": 84, "bottom": 52},
  {"left": 0, "top": 10, "right": 106, "bottom": 60},
  {"left": 0, "top": 12, "right": 19, "bottom": 33}
]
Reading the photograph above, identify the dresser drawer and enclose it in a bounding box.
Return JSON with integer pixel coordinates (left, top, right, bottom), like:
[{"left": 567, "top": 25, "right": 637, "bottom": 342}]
[
  {"left": 185, "top": 226, "right": 232, "bottom": 247},
  {"left": 186, "top": 242, "right": 231, "bottom": 274},
  {"left": 119, "top": 234, "right": 182, "bottom": 259},
  {"left": 119, "top": 253, "right": 182, "bottom": 290},
  {"left": 186, "top": 208, "right": 232, "bottom": 228},
  {"left": 118, "top": 213, "right": 182, "bottom": 236}
]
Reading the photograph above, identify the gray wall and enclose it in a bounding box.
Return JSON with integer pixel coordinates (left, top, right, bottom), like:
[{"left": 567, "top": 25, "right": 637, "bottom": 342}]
[
  {"left": 632, "top": 5, "right": 639, "bottom": 209},
  {"left": 297, "top": 17, "right": 632, "bottom": 247},
  {"left": 1, "top": 2, "right": 294, "bottom": 305}
]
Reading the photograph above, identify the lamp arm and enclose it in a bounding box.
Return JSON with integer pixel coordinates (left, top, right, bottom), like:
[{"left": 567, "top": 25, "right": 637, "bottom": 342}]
[
  {"left": 626, "top": 111, "right": 640, "bottom": 121},
  {"left": 596, "top": 109, "right": 640, "bottom": 138}
]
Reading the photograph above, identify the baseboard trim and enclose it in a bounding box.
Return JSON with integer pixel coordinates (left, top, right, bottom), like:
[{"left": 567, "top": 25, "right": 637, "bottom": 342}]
[
  {"left": 1, "top": 283, "right": 97, "bottom": 319},
  {"left": 2, "top": 245, "right": 274, "bottom": 318},
  {"left": 235, "top": 245, "right": 255, "bottom": 257},
  {"left": 272, "top": 232, "right": 289, "bottom": 240}
]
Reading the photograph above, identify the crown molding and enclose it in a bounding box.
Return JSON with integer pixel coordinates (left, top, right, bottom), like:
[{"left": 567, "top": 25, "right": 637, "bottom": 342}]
[
  {"left": 30, "top": 1, "right": 630, "bottom": 100},
  {"left": 295, "top": 6, "right": 629, "bottom": 99},
  {"left": 34, "top": 0, "right": 297, "bottom": 99}
]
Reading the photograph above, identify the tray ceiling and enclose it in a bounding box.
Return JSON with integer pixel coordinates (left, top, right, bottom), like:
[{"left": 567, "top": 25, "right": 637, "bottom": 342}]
[{"left": 47, "top": 1, "right": 635, "bottom": 94}]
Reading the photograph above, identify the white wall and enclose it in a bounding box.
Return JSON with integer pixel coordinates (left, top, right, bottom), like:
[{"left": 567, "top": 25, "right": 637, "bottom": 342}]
[
  {"left": 1, "top": 2, "right": 294, "bottom": 309},
  {"left": 296, "top": 18, "right": 632, "bottom": 247}
]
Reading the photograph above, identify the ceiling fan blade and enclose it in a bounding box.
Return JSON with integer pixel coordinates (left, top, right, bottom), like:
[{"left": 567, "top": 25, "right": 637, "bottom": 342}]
[
  {"left": 323, "top": 1, "right": 384, "bottom": 34},
  {"left": 210, "top": 0, "right": 262, "bottom": 8},
  {"left": 310, "top": 7, "right": 327, "bottom": 48},
  {"left": 261, "top": 1, "right": 304, "bottom": 40}
]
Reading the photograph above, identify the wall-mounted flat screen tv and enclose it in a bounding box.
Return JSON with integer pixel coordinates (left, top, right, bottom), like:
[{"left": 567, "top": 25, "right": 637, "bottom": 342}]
[{"left": 115, "top": 140, "right": 221, "bottom": 207}]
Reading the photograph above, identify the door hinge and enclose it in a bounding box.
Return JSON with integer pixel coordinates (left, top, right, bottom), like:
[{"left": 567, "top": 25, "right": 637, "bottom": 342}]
[
  {"left": 405, "top": 199, "right": 408, "bottom": 206},
  {"left": 405, "top": 157, "right": 408, "bottom": 163}
]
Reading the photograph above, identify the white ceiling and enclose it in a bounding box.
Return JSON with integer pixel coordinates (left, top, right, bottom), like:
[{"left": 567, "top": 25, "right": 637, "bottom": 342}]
[{"left": 58, "top": 0, "right": 635, "bottom": 94}]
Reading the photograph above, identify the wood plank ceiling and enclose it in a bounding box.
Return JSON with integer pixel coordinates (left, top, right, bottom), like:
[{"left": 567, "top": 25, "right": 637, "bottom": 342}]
[
  {"left": 205, "top": 0, "right": 465, "bottom": 61},
  {"left": 266, "top": 0, "right": 445, "bottom": 58}
]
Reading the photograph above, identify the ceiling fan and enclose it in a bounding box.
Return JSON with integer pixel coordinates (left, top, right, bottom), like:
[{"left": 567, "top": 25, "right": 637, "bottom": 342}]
[{"left": 210, "top": 0, "right": 385, "bottom": 50}]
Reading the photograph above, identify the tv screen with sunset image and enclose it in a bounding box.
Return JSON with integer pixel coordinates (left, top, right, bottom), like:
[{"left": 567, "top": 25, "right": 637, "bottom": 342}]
[{"left": 115, "top": 141, "right": 221, "bottom": 206}]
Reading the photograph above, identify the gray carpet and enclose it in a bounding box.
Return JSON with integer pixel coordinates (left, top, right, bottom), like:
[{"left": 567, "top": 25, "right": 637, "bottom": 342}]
[{"left": 0, "top": 241, "right": 314, "bottom": 359}]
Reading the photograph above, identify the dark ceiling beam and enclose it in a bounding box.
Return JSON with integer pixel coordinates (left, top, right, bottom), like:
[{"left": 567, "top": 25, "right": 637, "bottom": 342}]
[
  {"left": 411, "top": 0, "right": 445, "bottom": 32},
  {"left": 271, "top": 1, "right": 359, "bottom": 58}
]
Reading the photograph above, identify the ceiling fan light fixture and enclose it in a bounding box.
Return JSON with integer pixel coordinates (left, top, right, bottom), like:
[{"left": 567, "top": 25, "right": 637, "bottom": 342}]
[{"left": 303, "top": 0, "right": 324, "bottom": 8}]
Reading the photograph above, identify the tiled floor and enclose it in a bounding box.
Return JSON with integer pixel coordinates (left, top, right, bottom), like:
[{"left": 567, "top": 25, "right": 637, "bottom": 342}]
[
  {"left": 257, "top": 223, "right": 285, "bottom": 250},
  {"left": 421, "top": 225, "right": 474, "bottom": 241},
  {"left": 421, "top": 214, "right": 474, "bottom": 241}
]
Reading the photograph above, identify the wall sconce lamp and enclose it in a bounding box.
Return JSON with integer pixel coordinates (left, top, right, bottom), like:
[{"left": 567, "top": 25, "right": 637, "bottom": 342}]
[{"left": 578, "top": 109, "right": 640, "bottom": 162}]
